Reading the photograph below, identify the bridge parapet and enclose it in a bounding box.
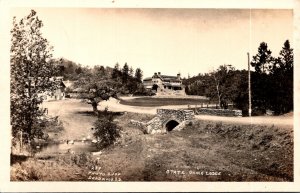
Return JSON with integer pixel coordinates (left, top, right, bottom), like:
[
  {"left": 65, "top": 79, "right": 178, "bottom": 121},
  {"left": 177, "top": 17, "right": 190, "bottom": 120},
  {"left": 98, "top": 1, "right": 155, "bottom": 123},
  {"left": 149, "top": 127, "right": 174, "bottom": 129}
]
[
  {"left": 130, "top": 109, "right": 195, "bottom": 134},
  {"left": 157, "top": 109, "right": 194, "bottom": 122}
]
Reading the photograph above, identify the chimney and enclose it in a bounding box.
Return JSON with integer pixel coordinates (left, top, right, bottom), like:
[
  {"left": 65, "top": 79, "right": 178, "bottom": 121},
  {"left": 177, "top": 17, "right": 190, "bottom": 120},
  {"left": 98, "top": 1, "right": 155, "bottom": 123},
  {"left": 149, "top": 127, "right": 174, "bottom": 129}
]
[{"left": 177, "top": 73, "right": 181, "bottom": 79}]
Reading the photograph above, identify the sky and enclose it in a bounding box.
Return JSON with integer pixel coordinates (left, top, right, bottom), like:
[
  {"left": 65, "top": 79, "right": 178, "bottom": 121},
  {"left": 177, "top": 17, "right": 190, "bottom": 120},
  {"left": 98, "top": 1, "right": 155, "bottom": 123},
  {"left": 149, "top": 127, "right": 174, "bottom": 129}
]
[{"left": 10, "top": 8, "right": 293, "bottom": 79}]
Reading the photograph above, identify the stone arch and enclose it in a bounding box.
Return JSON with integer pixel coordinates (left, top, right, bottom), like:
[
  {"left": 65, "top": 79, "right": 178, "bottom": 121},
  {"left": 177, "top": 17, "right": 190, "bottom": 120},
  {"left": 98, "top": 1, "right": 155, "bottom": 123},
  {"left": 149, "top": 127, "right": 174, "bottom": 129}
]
[{"left": 165, "top": 120, "right": 180, "bottom": 131}]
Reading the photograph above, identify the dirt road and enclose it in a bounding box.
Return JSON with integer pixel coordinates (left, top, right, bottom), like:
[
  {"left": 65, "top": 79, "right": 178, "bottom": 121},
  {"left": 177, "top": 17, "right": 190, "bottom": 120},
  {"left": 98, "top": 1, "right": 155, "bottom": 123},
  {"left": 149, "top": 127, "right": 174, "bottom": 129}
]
[
  {"left": 42, "top": 99, "right": 96, "bottom": 140},
  {"left": 100, "top": 98, "right": 293, "bottom": 128},
  {"left": 195, "top": 115, "right": 293, "bottom": 128},
  {"left": 42, "top": 98, "right": 293, "bottom": 141}
]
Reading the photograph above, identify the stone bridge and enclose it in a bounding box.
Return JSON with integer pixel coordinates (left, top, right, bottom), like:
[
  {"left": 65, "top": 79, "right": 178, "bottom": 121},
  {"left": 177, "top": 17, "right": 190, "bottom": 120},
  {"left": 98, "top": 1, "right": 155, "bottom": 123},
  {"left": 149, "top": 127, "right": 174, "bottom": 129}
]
[{"left": 130, "top": 109, "right": 195, "bottom": 134}]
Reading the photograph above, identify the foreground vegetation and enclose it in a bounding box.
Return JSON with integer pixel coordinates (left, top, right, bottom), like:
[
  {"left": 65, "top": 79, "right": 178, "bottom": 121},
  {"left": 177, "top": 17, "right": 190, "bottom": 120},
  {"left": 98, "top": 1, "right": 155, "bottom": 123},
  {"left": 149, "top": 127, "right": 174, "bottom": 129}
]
[{"left": 11, "top": 112, "right": 293, "bottom": 181}]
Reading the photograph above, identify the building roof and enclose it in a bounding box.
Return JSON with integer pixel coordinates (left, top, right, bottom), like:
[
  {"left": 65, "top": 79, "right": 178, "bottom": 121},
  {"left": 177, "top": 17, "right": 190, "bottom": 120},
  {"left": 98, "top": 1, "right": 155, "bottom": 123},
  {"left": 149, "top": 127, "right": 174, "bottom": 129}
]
[
  {"left": 143, "top": 73, "right": 181, "bottom": 82},
  {"left": 160, "top": 75, "right": 177, "bottom": 79},
  {"left": 62, "top": 80, "right": 74, "bottom": 88},
  {"left": 154, "top": 74, "right": 180, "bottom": 82},
  {"left": 143, "top": 77, "right": 152, "bottom": 81},
  {"left": 156, "top": 74, "right": 180, "bottom": 82},
  {"left": 59, "top": 81, "right": 66, "bottom": 88}
]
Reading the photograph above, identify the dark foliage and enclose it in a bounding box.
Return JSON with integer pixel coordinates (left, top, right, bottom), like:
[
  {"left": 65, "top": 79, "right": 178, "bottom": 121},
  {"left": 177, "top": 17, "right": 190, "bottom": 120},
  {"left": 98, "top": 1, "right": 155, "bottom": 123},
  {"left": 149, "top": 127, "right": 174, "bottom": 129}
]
[
  {"left": 183, "top": 67, "right": 249, "bottom": 112},
  {"left": 93, "top": 109, "right": 121, "bottom": 149},
  {"left": 183, "top": 40, "right": 293, "bottom": 116},
  {"left": 51, "top": 58, "right": 88, "bottom": 81},
  {"left": 251, "top": 40, "right": 293, "bottom": 115},
  {"left": 111, "top": 63, "right": 147, "bottom": 95},
  {"left": 11, "top": 10, "right": 56, "bottom": 145},
  {"left": 69, "top": 61, "right": 147, "bottom": 113}
]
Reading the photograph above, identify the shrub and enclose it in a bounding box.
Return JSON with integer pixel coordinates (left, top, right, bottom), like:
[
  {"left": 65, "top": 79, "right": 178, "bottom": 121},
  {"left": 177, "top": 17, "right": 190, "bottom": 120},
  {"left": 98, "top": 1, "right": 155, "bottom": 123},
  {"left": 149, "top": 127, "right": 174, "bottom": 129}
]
[
  {"left": 93, "top": 109, "right": 121, "bottom": 149},
  {"left": 70, "top": 153, "right": 91, "bottom": 166}
]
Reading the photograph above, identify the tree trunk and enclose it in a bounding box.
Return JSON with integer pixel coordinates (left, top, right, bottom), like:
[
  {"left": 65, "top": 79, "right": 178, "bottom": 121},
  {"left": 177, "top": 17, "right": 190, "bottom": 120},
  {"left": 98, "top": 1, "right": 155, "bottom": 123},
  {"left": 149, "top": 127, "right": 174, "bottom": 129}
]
[
  {"left": 20, "top": 130, "right": 23, "bottom": 153},
  {"left": 213, "top": 74, "right": 221, "bottom": 108},
  {"left": 91, "top": 99, "right": 98, "bottom": 115}
]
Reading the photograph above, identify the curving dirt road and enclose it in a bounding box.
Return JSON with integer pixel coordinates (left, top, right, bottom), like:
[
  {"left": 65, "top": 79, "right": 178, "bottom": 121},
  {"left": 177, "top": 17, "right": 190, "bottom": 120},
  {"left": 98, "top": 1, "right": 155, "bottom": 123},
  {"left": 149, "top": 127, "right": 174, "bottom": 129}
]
[
  {"left": 41, "top": 99, "right": 96, "bottom": 141},
  {"left": 99, "top": 97, "right": 293, "bottom": 128},
  {"left": 42, "top": 98, "right": 293, "bottom": 141}
]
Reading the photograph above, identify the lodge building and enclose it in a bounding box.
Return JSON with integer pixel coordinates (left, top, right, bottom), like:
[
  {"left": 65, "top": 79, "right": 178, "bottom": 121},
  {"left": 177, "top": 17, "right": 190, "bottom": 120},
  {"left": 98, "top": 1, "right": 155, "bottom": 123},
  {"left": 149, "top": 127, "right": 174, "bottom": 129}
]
[{"left": 143, "top": 72, "right": 185, "bottom": 95}]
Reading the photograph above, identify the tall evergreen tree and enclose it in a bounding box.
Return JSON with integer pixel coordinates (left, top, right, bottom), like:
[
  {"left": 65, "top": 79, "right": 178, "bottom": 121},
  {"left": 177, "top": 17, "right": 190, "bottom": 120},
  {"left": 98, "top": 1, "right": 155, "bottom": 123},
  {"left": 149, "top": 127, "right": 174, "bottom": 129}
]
[
  {"left": 269, "top": 40, "right": 293, "bottom": 114},
  {"left": 129, "top": 66, "right": 134, "bottom": 77},
  {"left": 251, "top": 42, "right": 274, "bottom": 113},
  {"left": 111, "top": 63, "right": 120, "bottom": 79},
  {"left": 251, "top": 42, "right": 273, "bottom": 74},
  {"left": 122, "top": 63, "right": 129, "bottom": 83},
  {"left": 134, "top": 68, "right": 143, "bottom": 82}
]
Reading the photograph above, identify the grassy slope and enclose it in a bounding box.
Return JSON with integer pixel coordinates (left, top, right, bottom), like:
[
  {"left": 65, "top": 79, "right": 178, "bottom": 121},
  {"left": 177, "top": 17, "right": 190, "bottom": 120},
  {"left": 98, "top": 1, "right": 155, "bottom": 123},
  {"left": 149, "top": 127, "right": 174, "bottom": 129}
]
[
  {"left": 11, "top": 112, "right": 293, "bottom": 181},
  {"left": 93, "top": 113, "right": 293, "bottom": 181}
]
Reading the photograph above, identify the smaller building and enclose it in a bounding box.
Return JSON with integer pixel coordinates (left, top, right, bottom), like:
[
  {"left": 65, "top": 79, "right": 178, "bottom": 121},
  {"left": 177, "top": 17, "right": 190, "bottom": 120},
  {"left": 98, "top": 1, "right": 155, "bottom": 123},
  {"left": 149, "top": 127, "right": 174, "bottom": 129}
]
[
  {"left": 63, "top": 80, "right": 74, "bottom": 89},
  {"left": 143, "top": 72, "right": 185, "bottom": 95},
  {"left": 42, "top": 76, "right": 66, "bottom": 101}
]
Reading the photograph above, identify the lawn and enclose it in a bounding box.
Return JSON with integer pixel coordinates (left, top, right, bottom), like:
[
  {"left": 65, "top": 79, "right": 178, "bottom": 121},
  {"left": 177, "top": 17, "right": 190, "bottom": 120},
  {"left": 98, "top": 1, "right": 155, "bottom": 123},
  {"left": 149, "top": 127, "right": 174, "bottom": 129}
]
[{"left": 120, "top": 97, "right": 209, "bottom": 107}]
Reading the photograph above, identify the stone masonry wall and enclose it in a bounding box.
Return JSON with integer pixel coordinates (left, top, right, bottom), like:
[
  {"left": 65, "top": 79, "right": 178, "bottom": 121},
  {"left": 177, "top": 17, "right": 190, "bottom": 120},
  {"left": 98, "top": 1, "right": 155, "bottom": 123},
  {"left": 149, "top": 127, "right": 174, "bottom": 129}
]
[
  {"left": 191, "top": 108, "right": 242, "bottom": 117},
  {"left": 130, "top": 109, "right": 195, "bottom": 134},
  {"left": 157, "top": 109, "right": 195, "bottom": 122}
]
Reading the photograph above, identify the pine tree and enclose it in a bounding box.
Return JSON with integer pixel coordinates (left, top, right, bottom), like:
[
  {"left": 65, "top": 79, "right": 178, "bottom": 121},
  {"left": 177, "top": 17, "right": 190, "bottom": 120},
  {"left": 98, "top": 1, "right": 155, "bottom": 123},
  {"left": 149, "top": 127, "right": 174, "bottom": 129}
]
[
  {"left": 269, "top": 40, "right": 293, "bottom": 114},
  {"left": 129, "top": 66, "right": 134, "bottom": 77},
  {"left": 122, "top": 63, "right": 129, "bottom": 83},
  {"left": 111, "top": 63, "right": 120, "bottom": 79},
  {"left": 134, "top": 68, "right": 143, "bottom": 82},
  {"left": 251, "top": 42, "right": 273, "bottom": 74},
  {"left": 250, "top": 42, "right": 274, "bottom": 113}
]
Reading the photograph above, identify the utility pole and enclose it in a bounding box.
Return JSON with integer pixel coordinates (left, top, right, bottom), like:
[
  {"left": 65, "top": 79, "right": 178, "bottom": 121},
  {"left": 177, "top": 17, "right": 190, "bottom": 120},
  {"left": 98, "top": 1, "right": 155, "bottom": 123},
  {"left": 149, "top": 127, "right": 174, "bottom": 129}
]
[
  {"left": 248, "top": 52, "right": 252, "bottom": 117},
  {"left": 20, "top": 130, "right": 23, "bottom": 153}
]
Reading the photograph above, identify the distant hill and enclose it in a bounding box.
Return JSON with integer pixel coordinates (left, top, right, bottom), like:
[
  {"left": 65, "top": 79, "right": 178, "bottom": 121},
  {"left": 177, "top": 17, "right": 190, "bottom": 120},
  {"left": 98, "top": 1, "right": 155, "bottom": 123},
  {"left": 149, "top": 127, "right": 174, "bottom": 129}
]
[
  {"left": 50, "top": 58, "right": 85, "bottom": 81},
  {"left": 50, "top": 58, "right": 116, "bottom": 81}
]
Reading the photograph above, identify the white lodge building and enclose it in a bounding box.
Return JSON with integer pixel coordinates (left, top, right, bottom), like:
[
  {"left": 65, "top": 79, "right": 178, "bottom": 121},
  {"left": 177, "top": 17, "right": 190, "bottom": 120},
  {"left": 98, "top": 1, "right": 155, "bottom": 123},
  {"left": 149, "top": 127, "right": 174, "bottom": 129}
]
[{"left": 143, "top": 72, "right": 185, "bottom": 95}]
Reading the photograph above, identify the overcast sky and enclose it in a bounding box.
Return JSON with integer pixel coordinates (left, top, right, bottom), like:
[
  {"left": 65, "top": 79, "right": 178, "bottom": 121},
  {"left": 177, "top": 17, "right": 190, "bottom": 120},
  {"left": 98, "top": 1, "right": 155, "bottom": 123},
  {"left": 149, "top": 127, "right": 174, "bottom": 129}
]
[{"left": 11, "top": 8, "right": 293, "bottom": 78}]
